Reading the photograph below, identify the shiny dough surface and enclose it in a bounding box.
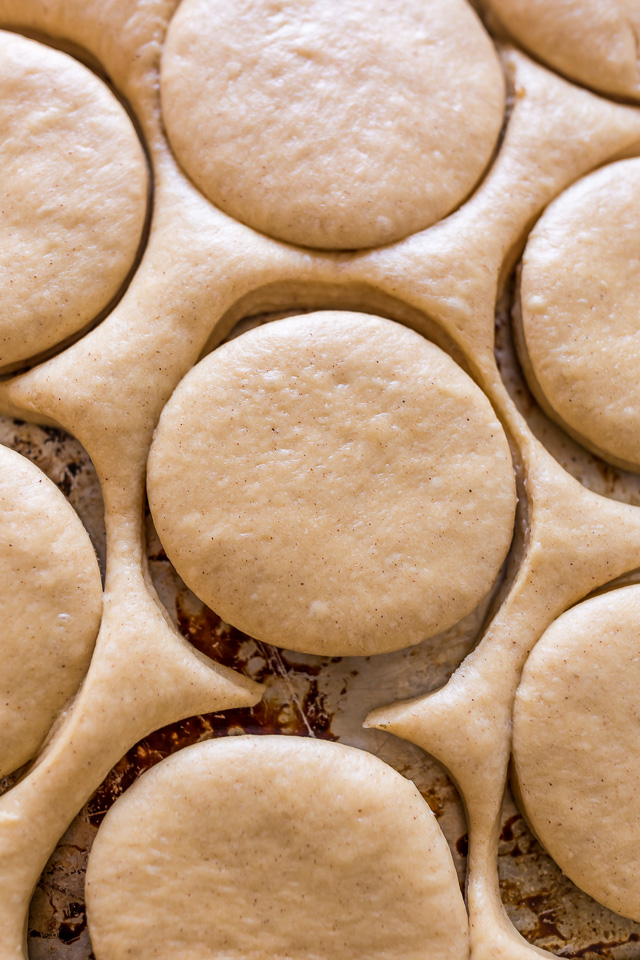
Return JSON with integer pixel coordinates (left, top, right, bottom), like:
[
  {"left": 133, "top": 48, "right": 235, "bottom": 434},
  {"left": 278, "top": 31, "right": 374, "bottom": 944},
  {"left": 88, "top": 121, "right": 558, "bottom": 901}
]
[
  {"left": 518, "top": 158, "right": 640, "bottom": 471},
  {"left": 0, "top": 444, "right": 102, "bottom": 779},
  {"left": 86, "top": 735, "right": 469, "bottom": 960},
  {"left": 161, "top": 0, "right": 504, "bottom": 249},
  {"left": 0, "top": 30, "right": 148, "bottom": 369},
  {"left": 147, "top": 311, "right": 517, "bottom": 656},
  {"left": 513, "top": 584, "right": 640, "bottom": 921}
]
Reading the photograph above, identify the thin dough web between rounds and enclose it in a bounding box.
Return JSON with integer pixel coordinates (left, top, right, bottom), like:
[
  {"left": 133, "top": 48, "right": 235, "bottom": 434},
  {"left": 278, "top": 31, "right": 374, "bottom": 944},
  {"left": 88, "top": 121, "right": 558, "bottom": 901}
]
[
  {"left": 86, "top": 735, "right": 469, "bottom": 960},
  {"left": 147, "top": 311, "right": 517, "bottom": 657}
]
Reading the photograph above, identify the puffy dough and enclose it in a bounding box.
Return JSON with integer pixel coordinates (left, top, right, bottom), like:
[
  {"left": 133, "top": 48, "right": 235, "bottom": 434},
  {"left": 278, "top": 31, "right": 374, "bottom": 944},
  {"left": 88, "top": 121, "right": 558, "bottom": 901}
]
[
  {"left": 161, "top": 0, "right": 504, "bottom": 250},
  {"left": 147, "top": 311, "right": 516, "bottom": 656},
  {"left": 86, "top": 735, "right": 469, "bottom": 960},
  {"left": 517, "top": 159, "right": 640, "bottom": 472},
  {"left": 0, "top": 31, "right": 148, "bottom": 369},
  {"left": 487, "top": 0, "right": 640, "bottom": 100},
  {"left": 0, "top": 444, "right": 102, "bottom": 777},
  {"left": 513, "top": 584, "right": 640, "bottom": 921}
]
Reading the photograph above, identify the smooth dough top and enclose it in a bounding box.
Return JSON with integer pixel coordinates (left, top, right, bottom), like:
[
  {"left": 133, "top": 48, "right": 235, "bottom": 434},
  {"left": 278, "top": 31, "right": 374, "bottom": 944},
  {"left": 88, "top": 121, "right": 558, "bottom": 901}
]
[
  {"left": 0, "top": 444, "right": 102, "bottom": 779},
  {"left": 161, "top": 0, "right": 504, "bottom": 250},
  {"left": 518, "top": 159, "right": 640, "bottom": 472},
  {"left": 488, "top": 0, "right": 640, "bottom": 100},
  {"left": 147, "top": 312, "right": 516, "bottom": 657},
  {"left": 0, "top": 31, "right": 148, "bottom": 369},
  {"left": 86, "top": 735, "right": 469, "bottom": 960},
  {"left": 513, "top": 585, "right": 640, "bottom": 921}
]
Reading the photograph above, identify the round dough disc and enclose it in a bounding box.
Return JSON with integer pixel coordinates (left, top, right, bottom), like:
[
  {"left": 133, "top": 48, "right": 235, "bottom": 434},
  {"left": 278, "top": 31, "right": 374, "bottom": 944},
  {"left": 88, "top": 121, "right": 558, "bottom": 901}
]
[
  {"left": 518, "top": 159, "right": 640, "bottom": 472},
  {"left": 513, "top": 584, "right": 640, "bottom": 921},
  {"left": 86, "top": 735, "right": 469, "bottom": 960},
  {"left": 161, "top": 0, "right": 504, "bottom": 250},
  {"left": 0, "top": 30, "right": 148, "bottom": 369},
  {"left": 488, "top": 0, "right": 640, "bottom": 101},
  {"left": 147, "top": 311, "right": 516, "bottom": 657},
  {"left": 0, "top": 444, "right": 102, "bottom": 778}
]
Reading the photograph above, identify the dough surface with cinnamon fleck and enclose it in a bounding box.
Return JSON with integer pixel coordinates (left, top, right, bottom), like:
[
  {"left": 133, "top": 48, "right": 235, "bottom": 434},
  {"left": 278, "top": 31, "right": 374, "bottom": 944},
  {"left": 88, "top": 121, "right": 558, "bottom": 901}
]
[
  {"left": 86, "top": 735, "right": 469, "bottom": 960},
  {"left": 161, "top": 0, "right": 504, "bottom": 249},
  {"left": 148, "top": 311, "right": 516, "bottom": 656}
]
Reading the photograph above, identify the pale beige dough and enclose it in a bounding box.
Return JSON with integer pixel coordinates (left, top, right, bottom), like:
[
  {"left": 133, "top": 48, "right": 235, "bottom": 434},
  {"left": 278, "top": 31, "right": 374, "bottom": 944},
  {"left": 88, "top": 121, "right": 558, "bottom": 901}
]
[
  {"left": 0, "top": 30, "right": 148, "bottom": 369},
  {"left": 485, "top": 0, "right": 640, "bottom": 100},
  {"left": 0, "top": 443, "right": 102, "bottom": 778},
  {"left": 513, "top": 584, "right": 640, "bottom": 921},
  {"left": 517, "top": 159, "right": 640, "bottom": 472},
  {"left": 0, "top": 8, "right": 638, "bottom": 957},
  {"left": 86, "top": 735, "right": 469, "bottom": 960},
  {"left": 160, "top": 0, "right": 505, "bottom": 250},
  {"left": 147, "top": 311, "right": 516, "bottom": 656}
]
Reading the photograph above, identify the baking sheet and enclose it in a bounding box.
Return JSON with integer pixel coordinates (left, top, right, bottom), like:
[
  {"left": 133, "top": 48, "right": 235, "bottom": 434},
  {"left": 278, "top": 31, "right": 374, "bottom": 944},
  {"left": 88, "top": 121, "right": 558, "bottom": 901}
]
[{"left": 3, "top": 291, "right": 640, "bottom": 959}]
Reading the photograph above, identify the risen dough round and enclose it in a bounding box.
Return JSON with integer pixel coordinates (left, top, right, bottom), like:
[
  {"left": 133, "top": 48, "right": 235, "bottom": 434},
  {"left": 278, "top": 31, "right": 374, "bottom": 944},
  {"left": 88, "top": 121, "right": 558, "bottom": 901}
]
[
  {"left": 161, "top": 0, "right": 504, "bottom": 250},
  {"left": 518, "top": 159, "right": 640, "bottom": 471},
  {"left": 86, "top": 735, "right": 469, "bottom": 960},
  {"left": 147, "top": 311, "right": 516, "bottom": 656},
  {"left": 513, "top": 584, "right": 640, "bottom": 921},
  {"left": 0, "top": 444, "right": 102, "bottom": 778},
  {"left": 487, "top": 0, "right": 640, "bottom": 100},
  {"left": 0, "top": 31, "right": 148, "bottom": 369}
]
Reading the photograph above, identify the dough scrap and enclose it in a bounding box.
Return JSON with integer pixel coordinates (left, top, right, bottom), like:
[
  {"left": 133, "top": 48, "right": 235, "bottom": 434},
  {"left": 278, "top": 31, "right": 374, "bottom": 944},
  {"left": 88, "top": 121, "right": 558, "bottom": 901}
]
[
  {"left": 147, "top": 311, "right": 516, "bottom": 656},
  {"left": 485, "top": 0, "right": 640, "bottom": 100},
  {"left": 0, "top": 30, "right": 148, "bottom": 369},
  {"left": 0, "top": 444, "right": 102, "bottom": 778},
  {"left": 518, "top": 159, "right": 640, "bottom": 471},
  {"left": 513, "top": 584, "right": 640, "bottom": 921},
  {"left": 161, "top": 0, "right": 504, "bottom": 250},
  {"left": 86, "top": 735, "right": 469, "bottom": 960}
]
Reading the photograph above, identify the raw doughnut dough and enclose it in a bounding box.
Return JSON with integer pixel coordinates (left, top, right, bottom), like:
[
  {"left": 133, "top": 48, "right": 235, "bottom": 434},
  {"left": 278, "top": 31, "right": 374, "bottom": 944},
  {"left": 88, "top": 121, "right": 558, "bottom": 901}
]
[
  {"left": 513, "top": 584, "right": 640, "bottom": 921},
  {"left": 486, "top": 0, "right": 640, "bottom": 100},
  {"left": 517, "top": 159, "right": 640, "bottom": 472},
  {"left": 86, "top": 735, "right": 469, "bottom": 960},
  {"left": 0, "top": 31, "right": 148, "bottom": 369},
  {"left": 0, "top": 444, "right": 102, "bottom": 778},
  {"left": 161, "top": 0, "right": 505, "bottom": 250},
  {"left": 147, "top": 311, "right": 516, "bottom": 656}
]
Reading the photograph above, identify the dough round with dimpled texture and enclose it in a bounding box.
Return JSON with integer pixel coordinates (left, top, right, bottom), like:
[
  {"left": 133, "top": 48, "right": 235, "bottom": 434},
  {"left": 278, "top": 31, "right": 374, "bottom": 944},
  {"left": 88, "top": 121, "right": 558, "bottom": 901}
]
[
  {"left": 518, "top": 159, "right": 640, "bottom": 472},
  {"left": 0, "top": 444, "right": 102, "bottom": 778},
  {"left": 487, "top": 0, "right": 640, "bottom": 100},
  {"left": 86, "top": 735, "right": 469, "bottom": 960},
  {"left": 160, "top": 0, "right": 504, "bottom": 250},
  {"left": 147, "top": 311, "right": 516, "bottom": 656},
  {"left": 0, "top": 30, "right": 148, "bottom": 369},
  {"left": 513, "top": 584, "right": 640, "bottom": 921}
]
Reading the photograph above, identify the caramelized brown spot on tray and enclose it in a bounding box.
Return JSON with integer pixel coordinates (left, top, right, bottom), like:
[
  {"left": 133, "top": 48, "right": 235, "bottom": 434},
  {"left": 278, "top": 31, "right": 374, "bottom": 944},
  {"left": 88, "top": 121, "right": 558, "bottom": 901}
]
[{"left": 498, "top": 804, "right": 640, "bottom": 958}]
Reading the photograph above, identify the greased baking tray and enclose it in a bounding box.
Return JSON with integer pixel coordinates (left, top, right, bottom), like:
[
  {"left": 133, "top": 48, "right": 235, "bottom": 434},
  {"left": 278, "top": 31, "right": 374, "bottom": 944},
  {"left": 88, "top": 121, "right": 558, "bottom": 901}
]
[{"left": 2, "top": 296, "right": 640, "bottom": 960}]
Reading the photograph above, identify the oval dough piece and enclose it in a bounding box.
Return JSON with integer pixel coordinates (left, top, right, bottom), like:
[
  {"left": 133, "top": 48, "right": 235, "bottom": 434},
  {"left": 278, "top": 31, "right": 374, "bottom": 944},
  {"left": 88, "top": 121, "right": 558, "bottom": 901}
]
[
  {"left": 517, "top": 159, "right": 640, "bottom": 472},
  {"left": 513, "top": 584, "right": 640, "bottom": 921},
  {"left": 86, "top": 735, "right": 469, "bottom": 960},
  {"left": 0, "top": 444, "right": 102, "bottom": 778},
  {"left": 147, "top": 311, "right": 516, "bottom": 657},
  {"left": 161, "top": 0, "right": 504, "bottom": 250},
  {"left": 487, "top": 0, "right": 640, "bottom": 100},
  {"left": 0, "top": 30, "right": 148, "bottom": 369}
]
